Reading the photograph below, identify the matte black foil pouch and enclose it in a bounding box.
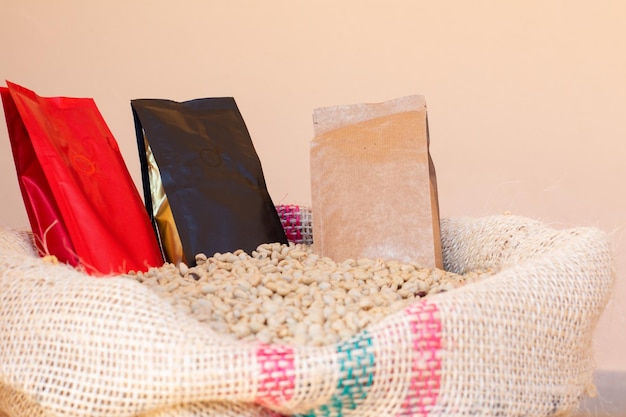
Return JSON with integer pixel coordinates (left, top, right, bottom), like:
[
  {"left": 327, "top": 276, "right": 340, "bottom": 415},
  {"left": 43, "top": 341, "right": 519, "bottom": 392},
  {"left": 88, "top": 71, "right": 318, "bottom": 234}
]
[{"left": 131, "top": 97, "right": 287, "bottom": 266}]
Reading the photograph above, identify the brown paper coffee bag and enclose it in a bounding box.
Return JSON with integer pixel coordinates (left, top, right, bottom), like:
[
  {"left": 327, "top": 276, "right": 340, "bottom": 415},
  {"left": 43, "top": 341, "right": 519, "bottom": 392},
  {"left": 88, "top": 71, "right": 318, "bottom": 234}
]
[{"left": 310, "top": 95, "right": 442, "bottom": 268}]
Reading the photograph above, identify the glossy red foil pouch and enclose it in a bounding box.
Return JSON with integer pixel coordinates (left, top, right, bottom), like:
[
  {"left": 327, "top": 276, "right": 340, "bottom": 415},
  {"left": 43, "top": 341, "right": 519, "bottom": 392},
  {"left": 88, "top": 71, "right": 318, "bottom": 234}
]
[{"left": 1, "top": 81, "right": 163, "bottom": 275}]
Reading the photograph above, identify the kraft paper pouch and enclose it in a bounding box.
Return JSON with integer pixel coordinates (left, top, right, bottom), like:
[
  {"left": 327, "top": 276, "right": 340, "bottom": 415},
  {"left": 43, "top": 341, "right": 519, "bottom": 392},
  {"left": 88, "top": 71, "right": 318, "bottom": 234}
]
[
  {"left": 1, "top": 81, "right": 164, "bottom": 275},
  {"left": 131, "top": 97, "right": 288, "bottom": 266},
  {"left": 310, "top": 95, "right": 442, "bottom": 268}
]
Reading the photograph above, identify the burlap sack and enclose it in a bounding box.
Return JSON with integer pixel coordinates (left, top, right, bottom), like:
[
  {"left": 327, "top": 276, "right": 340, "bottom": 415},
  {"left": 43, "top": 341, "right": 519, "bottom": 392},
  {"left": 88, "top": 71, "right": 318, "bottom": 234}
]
[
  {"left": 0, "top": 214, "right": 614, "bottom": 417},
  {"left": 275, "top": 204, "right": 313, "bottom": 245}
]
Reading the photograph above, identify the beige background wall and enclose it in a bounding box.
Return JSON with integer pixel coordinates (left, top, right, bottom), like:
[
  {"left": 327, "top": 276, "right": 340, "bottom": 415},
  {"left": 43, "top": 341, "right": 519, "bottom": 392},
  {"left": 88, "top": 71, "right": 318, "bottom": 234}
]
[{"left": 1, "top": 1, "right": 625, "bottom": 371}]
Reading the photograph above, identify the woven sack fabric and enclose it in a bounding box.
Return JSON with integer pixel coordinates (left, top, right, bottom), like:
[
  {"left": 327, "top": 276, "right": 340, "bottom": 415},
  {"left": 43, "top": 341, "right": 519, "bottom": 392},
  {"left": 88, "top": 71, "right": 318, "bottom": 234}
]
[
  {"left": 0, "top": 214, "right": 614, "bottom": 417},
  {"left": 275, "top": 204, "right": 314, "bottom": 245}
]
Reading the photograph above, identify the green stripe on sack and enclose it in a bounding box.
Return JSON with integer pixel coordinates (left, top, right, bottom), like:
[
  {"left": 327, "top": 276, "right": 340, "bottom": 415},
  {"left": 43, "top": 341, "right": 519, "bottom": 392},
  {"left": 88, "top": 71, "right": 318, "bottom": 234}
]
[{"left": 297, "top": 331, "right": 375, "bottom": 417}]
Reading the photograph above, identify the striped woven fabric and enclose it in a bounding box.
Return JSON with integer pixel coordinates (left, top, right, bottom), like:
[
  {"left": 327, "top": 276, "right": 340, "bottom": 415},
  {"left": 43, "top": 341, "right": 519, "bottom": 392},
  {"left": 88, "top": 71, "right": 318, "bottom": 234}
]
[
  {"left": 276, "top": 204, "right": 314, "bottom": 245},
  {"left": 0, "top": 214, "right": 614, "bottom": 417}
]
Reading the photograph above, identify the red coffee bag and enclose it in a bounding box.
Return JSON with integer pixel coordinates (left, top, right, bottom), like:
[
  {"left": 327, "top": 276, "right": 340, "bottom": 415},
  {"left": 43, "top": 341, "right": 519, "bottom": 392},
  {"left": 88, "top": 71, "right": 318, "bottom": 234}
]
[{"left": 1, "top": 82, "right": 163, "bottom": 275}]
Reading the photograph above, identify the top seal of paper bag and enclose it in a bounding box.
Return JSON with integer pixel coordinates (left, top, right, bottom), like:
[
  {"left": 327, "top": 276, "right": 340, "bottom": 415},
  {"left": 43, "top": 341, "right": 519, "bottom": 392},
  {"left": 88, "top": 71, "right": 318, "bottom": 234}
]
[{"left": 313, "top": 94, "right": 427, "bottom": 136}]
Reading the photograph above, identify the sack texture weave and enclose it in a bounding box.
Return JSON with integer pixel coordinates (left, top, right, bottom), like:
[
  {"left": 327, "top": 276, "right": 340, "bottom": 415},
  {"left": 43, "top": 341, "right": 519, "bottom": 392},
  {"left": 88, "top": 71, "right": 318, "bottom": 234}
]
[
  {"left": 0, "top": 214, "right": 614, "bottom": 417},
  {"left": 275, "top": 204, "right": 313, "bottom": 245}
]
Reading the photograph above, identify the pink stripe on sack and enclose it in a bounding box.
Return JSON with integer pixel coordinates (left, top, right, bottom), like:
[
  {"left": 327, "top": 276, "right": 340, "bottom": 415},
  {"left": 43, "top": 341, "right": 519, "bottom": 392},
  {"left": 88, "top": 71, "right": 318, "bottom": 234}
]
[
  {"left": 398, "top": 301, "right": 442, "bottom": 417},
  {"left": 277, "top": 205, "right": 303, "bottom": 242},
  {"left": 256, "top": 344, "right": 296, "bottom": 407}
]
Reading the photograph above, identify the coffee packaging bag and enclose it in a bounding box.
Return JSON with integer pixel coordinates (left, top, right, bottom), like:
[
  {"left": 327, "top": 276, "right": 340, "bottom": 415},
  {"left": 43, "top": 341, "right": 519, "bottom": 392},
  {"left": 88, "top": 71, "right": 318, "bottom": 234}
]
[
  {"left": 310, "top": 95, "right": 442, "bottom": 268},
  {"left": 132, "top": 97, "right": 287, "bottom": 266},
  {"left": 1, "top": 81, "right": 163, "bottom": 275}
]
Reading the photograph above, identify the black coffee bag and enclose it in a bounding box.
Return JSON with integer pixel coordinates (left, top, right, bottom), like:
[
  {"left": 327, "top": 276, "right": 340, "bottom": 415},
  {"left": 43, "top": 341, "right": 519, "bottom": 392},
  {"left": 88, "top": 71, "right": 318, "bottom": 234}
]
[{"left": 132, "top": 97, "right": 287, "bottom": 266}]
